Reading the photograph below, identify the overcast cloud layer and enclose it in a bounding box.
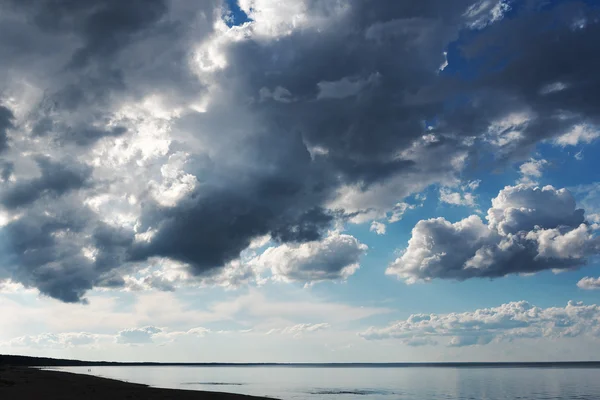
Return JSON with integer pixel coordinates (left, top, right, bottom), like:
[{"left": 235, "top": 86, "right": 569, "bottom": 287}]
[{"left": 1, "top": 0, "right": 600, "bottom": 302}]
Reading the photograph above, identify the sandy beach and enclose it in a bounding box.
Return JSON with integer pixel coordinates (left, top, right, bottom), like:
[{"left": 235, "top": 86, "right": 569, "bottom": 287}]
[{"left": 0, "top": 367, "right": 274, "bottom": 399}]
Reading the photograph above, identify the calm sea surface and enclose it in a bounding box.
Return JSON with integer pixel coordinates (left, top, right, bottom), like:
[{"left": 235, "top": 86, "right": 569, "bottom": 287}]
[{"left": 47, "top": 366, "right": 600, "bottom": 400}]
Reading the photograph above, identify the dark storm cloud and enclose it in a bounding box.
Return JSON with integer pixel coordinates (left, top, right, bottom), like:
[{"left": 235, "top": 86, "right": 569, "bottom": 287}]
[
  {"left": 223, "top": 7, "right": 461, "bottom": 184},
  {"left": 2, "top": 0, "right": 213, "bottom": 143},
  {"left": 91, "top": 222, "right": 135, "bottom": 272},
  {"left": 0, "top": 0, "right": 218, "bottom": 301},
  {"left": 131, "top": 131, "right": 333, "bottom": 273},
  {"left": 0, "top": 155, "right": 130, "bottom": 302},
  {"left": 0, "top": 204, "right": 95, "bottom": 302},
  {"left": 0, "top": 161, "right": 13, "bottom": 182},
  {"left": 31, "top": 115, "right": 128, "bottom": 146},
  {"left": 125, "top": 0, "right": 477, "bottom": 275},
  {"left": 6, "top": 0, "right": 168, "bottom": 66},
  {"left": 66, "top": 0, "right": 169, "bottom": 68},
  {"left": 270, "top": 207, "right": 333, "bottom": 243},
  {"left": 1, "top": 0, "right": 600, "bottom": 302},
  {"left": 446, "top": 1, "right": 600, "bottom": 152},
  {"left": 0, "top": 157, "right": 92, "bottom": 209},
  {"left": 0, "top": 202, "right": 138, "bottom": 302},
  {"left": 0, "top": 105, "right": 14, "bottom": 152}
]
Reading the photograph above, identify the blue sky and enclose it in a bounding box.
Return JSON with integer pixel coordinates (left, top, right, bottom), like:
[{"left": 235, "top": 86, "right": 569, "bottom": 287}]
[{"left": 1, "top": 0, "right": 600, "bottom": 362}]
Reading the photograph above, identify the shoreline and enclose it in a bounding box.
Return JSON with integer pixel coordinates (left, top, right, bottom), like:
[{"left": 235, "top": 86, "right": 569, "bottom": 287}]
[
  {"left": 0, "top": 367, "right": 274, "bottom": 400},
  {"left": 3, "top": 355, "right": 600, "bottom": 368}
]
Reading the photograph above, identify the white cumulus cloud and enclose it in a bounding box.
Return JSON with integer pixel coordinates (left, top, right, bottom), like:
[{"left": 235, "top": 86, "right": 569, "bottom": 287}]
[
  {"left": 251, "top": 232, "right": 367, "bottom": 284},
  {"left": 370, "top": 221, "right": 387, "bottom": 235},
  {"left": 577, "top": 277, "right": 600, "bottom": 290},
  {"left": 387, "top": 185, "right": 599, "bottom": 283},
  {"left": 518, "top": 158, "right": 548, "bottom": 186}
]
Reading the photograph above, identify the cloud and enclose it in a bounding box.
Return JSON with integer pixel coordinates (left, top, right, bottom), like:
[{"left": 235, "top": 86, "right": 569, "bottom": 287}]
[
  {"left": 487, "top": 185, "right": 585, "bottom": 235},
  {"left": 388, "top": 202, "right": 418, "bottom": 223},
  {"left": 540, "top": 82, "right": 568, "bottom": 95},
  {"left": 0, "top": 105, "right": 14, "bottom": 152},
  {"left": 464, "top": 0, "right": 511, "bottom": 29},
  {"left": 267, "top": 323, "right": 330, "bottom": 337},
  {"left": 370, "top": 221, "right": 386, "bottom": 235},
  {"left": 251, "top": 232, "right": 367, "bottom": 284},
  {"left": 155, "top": 327, "right": 212, "bottom": 343},
  {"left": 0, "top": 156, "right": 92, "bottom": 209},
  {"left": 116, "top": 326, "right": 162, "bottom": 344},
  {"left": 387, "top": 185, "right": 600, "bottom": 283},
  {"left": 2, "top": 0, "right": 600, "bottom": 302},
  {"left": 518, "top": 158, "right": 548, "bottom": 186},
  {"left": 0, "top": 286, "right": 392, "bottom": 353},
  {"left": 571, "top": 182, "right": 600, "bottom": 217},
  {"left": 577, "top": 277, "right": 600, "bottom": 291},
  {"left": 317, "top": 73, "right": 380, "bottom": 100},
  {"left": 259, "top": 86, "right": 294, "bottom": 103},
  {"left": 439, "top": 187, "right": 477, "bottom": 207},
  {"left": 439, "top": 180, "right": 480, "bottom": 207},
  {"left": 2, "top": 326, "right": 216, "bottom": 349},
  {"left": 360, "top": 300, "right": 600, "bottom": 347},
  {"left": 3, "top": 332, "right": 103, "bottom": 349},
  {"left": 282, "top": 323, "right": 330, "bottom": 334},
  {"left": 200, "top": 288, "right": 391, "bottom": 326},
  {"left": 0, "top": 280, "right": 25, "bottom": 293},
  {"left": 120, "top": 256, "right": 260, "bottom": 293},
  {"left": 0, "top": 0, "right": 218, "bottom": 302},
  {"left": 236, "top": 0, "right": 344, "bottom": 37},
  {"left": 404, "top": 337, "right": 439, "bottom": 347},
  {"left": 555, "top": 124, "right": 600, "bottom": 147}
]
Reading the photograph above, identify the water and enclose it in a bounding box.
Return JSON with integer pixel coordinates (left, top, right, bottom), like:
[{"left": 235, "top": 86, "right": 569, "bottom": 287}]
[{"left": 46, "top": 366, "right": 600, "bottom": 399}]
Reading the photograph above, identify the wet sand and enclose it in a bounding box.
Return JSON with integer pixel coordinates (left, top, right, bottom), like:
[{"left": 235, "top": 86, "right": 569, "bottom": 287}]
[{"left": 0, "top": 367, "right": 274, "bottom": 399}]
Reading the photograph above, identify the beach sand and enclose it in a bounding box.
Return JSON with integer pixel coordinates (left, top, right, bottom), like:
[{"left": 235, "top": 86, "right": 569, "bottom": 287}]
[{"left": 0, "top": 367, "right": 274, "bottom": 399}]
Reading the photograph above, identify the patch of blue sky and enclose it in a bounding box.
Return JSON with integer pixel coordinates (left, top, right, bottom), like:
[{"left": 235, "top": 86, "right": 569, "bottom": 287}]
[{"left": 224, "top": 0, "right": 252, "bottom": 27}]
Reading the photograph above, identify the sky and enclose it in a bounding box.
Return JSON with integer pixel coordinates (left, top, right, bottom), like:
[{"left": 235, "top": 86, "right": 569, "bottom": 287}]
[{"left": 1, "top": 0, "right": 600, "bottom": 363}]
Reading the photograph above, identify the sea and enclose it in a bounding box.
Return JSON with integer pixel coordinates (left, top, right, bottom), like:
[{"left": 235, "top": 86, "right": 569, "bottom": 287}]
[{"left": 46, "top": 365, "right": 600, "bottom": 400}]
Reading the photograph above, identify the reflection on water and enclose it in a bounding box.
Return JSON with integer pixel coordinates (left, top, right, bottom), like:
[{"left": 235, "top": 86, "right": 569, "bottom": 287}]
[
  {"left": 181, "top": 382, "right": 245, "bottom": 386},
  {"left": 48, "top": 366, "right": 600, "bottom": 400},
  {"left": 309, "top": 389, "right": 398, "bottom": 396}
]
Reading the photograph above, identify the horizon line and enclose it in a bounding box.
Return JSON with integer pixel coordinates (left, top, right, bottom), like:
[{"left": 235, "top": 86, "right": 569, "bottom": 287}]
[{"left": 3, "top": 355, "right": 600, "bottom": 368}]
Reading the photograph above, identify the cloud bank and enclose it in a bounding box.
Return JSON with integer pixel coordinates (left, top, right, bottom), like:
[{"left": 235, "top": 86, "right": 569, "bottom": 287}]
[
  {"left": 0, "top": 0, "right": 600, "bottom": 301},
  {"left": 360, "top": 300, "right": 600, "bottom": 347}
]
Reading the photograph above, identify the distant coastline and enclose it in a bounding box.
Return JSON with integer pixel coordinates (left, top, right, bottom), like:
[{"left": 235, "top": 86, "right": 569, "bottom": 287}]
[{"left": 2, "top": 354, "right": 600, "bottom": 368}]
